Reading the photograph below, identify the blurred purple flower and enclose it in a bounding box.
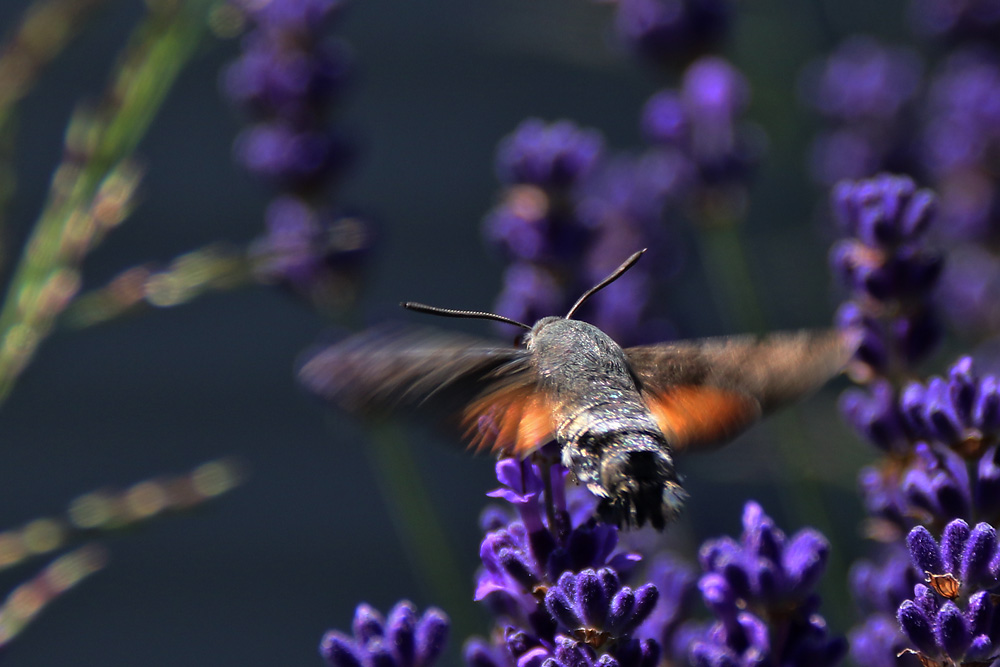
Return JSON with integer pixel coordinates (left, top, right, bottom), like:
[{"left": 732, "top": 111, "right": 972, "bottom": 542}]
[
  {"left": 225, "top": 0, "right": 374, "bottom": 307},
  {"left": 920, "top": 49, "right": 1000, "bottom": 244},
  {"left": 851, "top": 545, "right": 921, "bottom": 616},
  {"left": 830, "top": 174, "right": 941, "bottom": 379},
  {"left": 800, "top": 37, "right": 922, "bottom": 186},
  {"left": 495, "top": 119, "right": 605, "bottom": 190},
  {"left": 692, "top": 502, "right": 846, "bottom": 666},
  {"left": 802, "top": 36, "right": 922, "bottom": 124},
  {"left": 613, "top": 0, "right": 732, "bottom": 65},
  {"left": 643, "top": 57, "right": 761, "bottom": 191},
  {"left": 849, "top": 613, "right": 923, "bottom": 667}
]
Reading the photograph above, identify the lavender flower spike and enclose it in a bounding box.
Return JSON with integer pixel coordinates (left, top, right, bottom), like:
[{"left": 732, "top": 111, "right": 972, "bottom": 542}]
[
  {"left": 320, "top": 601, "right": 449, "bottom": 667},
  {"left": 694, "top": 502, "right": 845, "bottom": 666},
  {"left": 544, "top": 568, "right": 659, "bottom": 644}
]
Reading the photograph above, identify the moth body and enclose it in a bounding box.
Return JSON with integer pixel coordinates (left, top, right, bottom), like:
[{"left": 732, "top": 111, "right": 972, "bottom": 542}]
[{"left": 527, "top": 318, "right": 685, "bottom": 528}]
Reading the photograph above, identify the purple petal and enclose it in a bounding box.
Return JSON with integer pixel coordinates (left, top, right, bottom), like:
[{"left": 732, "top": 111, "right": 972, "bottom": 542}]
[
  {"left": 897, "top": 600, "right": 937, "bottom": 655},
  {"left": 906, "top": 525, "right": 945, "bottom": 574}
]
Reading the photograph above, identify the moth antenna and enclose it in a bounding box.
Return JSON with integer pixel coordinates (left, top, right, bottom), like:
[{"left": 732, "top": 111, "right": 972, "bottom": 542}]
[
  {"left": 402, "top": 302, "right": 532, "bottom": 330},
  {"left": 565, "top": 249, "right": 647, "bottom": 320}
]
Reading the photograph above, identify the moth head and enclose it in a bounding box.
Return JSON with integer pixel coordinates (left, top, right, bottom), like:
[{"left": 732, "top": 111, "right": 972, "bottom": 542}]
[{"left": 597, "top": 448, "right": 687, "bottom": 530}]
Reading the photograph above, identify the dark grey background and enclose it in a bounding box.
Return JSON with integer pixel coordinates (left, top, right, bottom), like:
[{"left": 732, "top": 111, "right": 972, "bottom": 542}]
[{"left": 0, "top": 0, "right": 909, "bottom": 664}]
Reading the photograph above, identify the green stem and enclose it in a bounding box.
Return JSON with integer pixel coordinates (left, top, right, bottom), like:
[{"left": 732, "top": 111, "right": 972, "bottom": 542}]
[
  {"left": 0, "top": 0, "right": 210, "bottom": 406},
  {"left": 366, "top": 423, "right": 481, "bottom": 642}
]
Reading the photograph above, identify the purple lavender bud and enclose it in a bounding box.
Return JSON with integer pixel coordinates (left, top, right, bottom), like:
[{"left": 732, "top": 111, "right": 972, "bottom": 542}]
[
  {"left": 679, "top": 57, "right": 759, "bottom": 184},
  {"left": 922, "top": 377, "right": 966, "bottom": 443},
  {"left": 416, "top": 608, "right": 450, "bottom": 665},
  {"left": 974, "top": 377, "right": 1000, "bottom": 433},
  {"left": 612, "top": 585, "right": 659, "bottom": 636},
  {"left": 967, "top": 634, "right": 997, "bottom": 663},
  {"left": 940, "top": 520, "right": 970, "bottom": 575},
  {"left": 966, "top": 590, "right": 993, "bottom": 637},
  {"left": 506, "top": 629, "right": 541, "bottom": 660},
  {"left": 321, "top": 631, "right": 365, "bottom": 667},
  {"left": 387, "top": 602, "right": 418, "bottom": 666},
  {"left": 353, "top": 603, "right": 385, "bottom": 643},
  {"left": 913, "top": 584, "right": 938, "bottom": 620},
  {"left": 549, "top": 636, "right": 596, "bottom": 667},
  {"left": 545, "top": 574, "right": 581, "bottom": 631},
  {"left": 697, "top": 573, "right": 736, "bottom": 619},
  {"left": 781, "top": 529, "right": 830, "bottom": 596},
  {"left": 517, "top": 646, "right": 549, "bottom": 667},
  {"left": 577, "top": 569, "right": 611, "bottom": 628},
  {"left": 960, "top": 523, "right": 999, "bottom": 590},
  {"left": 935, "top": 601, "right": 973, "bottom": 660},
  {"left": 690, "top": 610, "right": 769, "bottom": 667},
  {"left": 898, "top": 599, "right": 938, "bottom": 655},
  {"left": 740, "top": 501, "right": 783, "bottom": 563},
  {"left": 495, "top": 119, "right": 604, "bottom": 189},
  {"left": 906, "top": 526, "right": 947, "bottom": 574},
  {"left": 949, "top": 358, "right": 978, "bottom": 422},
  {"left": 698, "top": 537, "right": 741, "bottom": 574}
]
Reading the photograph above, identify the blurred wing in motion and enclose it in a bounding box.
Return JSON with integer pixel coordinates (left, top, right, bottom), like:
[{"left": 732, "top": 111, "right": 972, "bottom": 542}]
[
  {"left": 626, "top": 329, "right": 855, "bottom": 451},
  {"left": 297, "top": 327, "right": 554, "bottom": 455}
]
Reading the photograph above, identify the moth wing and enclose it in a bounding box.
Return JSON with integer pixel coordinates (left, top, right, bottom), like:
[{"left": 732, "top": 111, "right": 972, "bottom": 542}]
[
  {"left": 626, "top": 329, "right": 854, "bottom": 451},
  {"left": 298, "top": 326, "right": 554, "bottom": 455}
]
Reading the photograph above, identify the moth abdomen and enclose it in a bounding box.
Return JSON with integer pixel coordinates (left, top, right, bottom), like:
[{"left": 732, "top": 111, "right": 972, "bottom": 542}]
[
  {"left": 586, "top": 430, "right": 686, "bottom": 530},
  {"left": 558, "top": 403, "right": 685, "bottom": 529}
]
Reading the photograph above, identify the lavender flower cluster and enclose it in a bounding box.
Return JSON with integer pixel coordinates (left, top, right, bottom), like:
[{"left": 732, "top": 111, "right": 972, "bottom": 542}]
[
  {"left": 802, "top": 1, "right": 1000, "bottom": 354},
  {"left": 224, "top": 0, "right": 373, "bottom": 309},
  {"left": 319, "top": 454, "right": 845, "bottom": 667},
  {"left": 819, "top": 170, "right": 1000, "bottom": 665}
]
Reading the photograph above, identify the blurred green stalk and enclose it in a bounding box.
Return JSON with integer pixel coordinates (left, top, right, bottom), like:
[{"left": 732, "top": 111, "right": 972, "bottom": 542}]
[{"left": 0, "top": 0, "right": 212, "bottom": 406}]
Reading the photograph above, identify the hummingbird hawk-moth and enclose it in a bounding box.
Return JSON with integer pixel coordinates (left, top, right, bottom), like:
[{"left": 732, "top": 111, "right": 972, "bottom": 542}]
[{"left": 298, "top": 250, "right": 855, "bottom": 529}]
